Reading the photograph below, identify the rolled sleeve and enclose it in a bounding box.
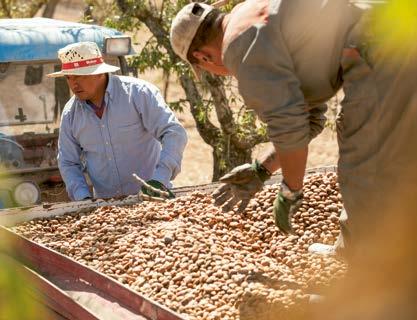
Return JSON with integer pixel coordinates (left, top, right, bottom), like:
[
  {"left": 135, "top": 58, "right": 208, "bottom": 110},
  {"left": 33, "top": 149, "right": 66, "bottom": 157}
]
[
  {"left": 151, "top": 155, "right": 178, "bottom": 188},
  {"left": 225, "top": 25, "right": 312, "bottom": 152},
  {"left": 57, "top": 108, "right": 91, "bottom": 201},
  {"left": 133, "top": 84, "right": 188, "bottom": 187},
  {"left": 72, "top": 187, "right": 91, "bottom": 201}
]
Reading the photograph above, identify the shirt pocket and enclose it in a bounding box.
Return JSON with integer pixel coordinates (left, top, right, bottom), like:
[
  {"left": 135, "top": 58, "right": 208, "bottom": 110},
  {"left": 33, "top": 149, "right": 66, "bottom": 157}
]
[
  {"left": 77, "top": 127, "right": 103, "bottom": 153},
  {"left": 118, "top": 121, "right": 141, "bottom": 132},
  {"left": 114, "top": 120, "right": 146, "bottom": 150}
]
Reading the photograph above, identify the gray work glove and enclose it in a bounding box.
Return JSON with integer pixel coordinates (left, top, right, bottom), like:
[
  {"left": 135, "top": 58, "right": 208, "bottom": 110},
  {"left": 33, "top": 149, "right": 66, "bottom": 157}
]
[
  {"left": 273, "top": 181, "right": 303, "bottom": 234},
  {"left": 212, "top": 160, "right": 271, "bottom": 212}
]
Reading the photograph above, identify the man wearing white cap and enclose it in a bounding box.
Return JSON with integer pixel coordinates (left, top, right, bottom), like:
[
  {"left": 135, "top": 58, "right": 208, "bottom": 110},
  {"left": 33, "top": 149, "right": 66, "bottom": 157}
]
[
  {"left": 49, "top": 41, "right": 187, "bottom": 200},
  {"left": 170, "top": 1, "right": 417, "bottom": 256}
]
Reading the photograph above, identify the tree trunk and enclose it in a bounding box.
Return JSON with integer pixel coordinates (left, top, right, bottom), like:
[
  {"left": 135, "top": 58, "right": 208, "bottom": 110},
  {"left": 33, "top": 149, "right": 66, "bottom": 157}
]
[
  {"left": 0, "top": 0, "right": 11, "bottom": 17},
  {"left": 114, "top": 0, "right": 266, "bottom": 181},
  {"left": 42, "top": 0, "right": 58, "bottom": 18},
  {"left": 212, "top": 140, "right": 252, "bottom": 181}
]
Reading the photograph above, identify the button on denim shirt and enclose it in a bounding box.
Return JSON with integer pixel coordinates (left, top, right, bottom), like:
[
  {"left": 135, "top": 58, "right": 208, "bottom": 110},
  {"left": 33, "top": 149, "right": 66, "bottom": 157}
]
[{"left": 58, "top": 75, "right": 187, "bottom": 200}]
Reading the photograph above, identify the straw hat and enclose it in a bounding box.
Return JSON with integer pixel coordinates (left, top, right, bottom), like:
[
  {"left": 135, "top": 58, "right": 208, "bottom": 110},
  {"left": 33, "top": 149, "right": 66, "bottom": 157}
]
[{"left": 47, "top": 41, "right": 120, "bottom": 78}]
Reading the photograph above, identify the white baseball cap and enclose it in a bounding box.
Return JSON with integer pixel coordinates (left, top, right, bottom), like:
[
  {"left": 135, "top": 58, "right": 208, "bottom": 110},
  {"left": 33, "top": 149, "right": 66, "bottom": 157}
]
[
  {"left": 47, "top": 41, "right": 120, "bottom": 78},
  {"left": 170, "top": 2, "right": 215, "bottom": 78}
]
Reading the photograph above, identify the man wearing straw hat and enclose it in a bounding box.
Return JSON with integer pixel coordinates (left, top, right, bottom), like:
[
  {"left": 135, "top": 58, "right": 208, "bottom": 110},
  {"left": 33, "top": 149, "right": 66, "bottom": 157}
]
[
  {"left": 48, "top": 41, "right": 187, "bottom": 201},
  {"left": 170, "top": 0, "right": 417, "bottom": 257}
]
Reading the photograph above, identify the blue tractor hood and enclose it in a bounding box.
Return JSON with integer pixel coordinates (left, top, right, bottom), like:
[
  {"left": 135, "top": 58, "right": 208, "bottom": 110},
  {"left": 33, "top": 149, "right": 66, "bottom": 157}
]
[{"left": 0, "top": 18, "right": 133, "bottom": 63}]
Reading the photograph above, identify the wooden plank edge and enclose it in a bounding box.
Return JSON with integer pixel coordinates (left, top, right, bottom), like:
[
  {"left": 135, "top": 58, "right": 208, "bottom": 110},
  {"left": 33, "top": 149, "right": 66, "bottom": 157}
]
[{"left": 1, "top": 226, "right": 186, "bottom": 320}]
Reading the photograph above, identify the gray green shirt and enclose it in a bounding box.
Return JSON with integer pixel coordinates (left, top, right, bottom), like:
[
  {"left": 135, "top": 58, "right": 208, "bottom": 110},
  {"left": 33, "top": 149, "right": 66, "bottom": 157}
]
[{"left": 223, "top": 0, "right": 362, "bottom": 151}]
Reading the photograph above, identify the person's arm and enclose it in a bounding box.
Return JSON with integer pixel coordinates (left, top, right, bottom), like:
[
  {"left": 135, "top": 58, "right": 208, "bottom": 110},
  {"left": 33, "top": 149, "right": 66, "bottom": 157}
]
[
  {"left": 258, "top": 144, "right": 307, "bottom": 191},
  {"left": 258, "top": 100, "right": 326, "bottom": 187},
  {"left": 134, "top": 83, "right": 188, "bottom": 188},
  {"left": 225, "top": 20, "right": 329, "bottom": 191},
  {"left": 272, "top": 102, "right": 327, "bottom": 189},
  {"left": 57, "top": 110, "right": 91, "bottom": 201},
  {"left": 258, "top": 147, "right": 281, "bottom": 175},
  {"left": 275, "top": 146, "right": 308, "bottom": 191},
  {"left": 221, "top": 17, "right": 329, "bottom": 228}
]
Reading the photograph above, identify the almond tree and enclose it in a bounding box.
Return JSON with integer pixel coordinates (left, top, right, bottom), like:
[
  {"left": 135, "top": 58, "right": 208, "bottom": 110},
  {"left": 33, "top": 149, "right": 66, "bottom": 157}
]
[{"left": 86, "top": 0, "right": 268, "bottom": 180}]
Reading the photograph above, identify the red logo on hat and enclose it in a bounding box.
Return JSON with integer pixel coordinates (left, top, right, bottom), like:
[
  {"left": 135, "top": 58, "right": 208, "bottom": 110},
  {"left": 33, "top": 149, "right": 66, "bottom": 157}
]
[{"left": 62, "top": 58, "right": 103, "bottom": 70}]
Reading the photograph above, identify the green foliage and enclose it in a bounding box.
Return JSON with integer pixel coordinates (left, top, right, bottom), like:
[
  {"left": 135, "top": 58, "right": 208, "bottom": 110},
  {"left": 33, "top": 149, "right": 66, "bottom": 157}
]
[
  {"left": 236, "top": 110, "right": 257, "bottom": 138},
  {"left": 325, "top": 96, "right": 340, "bottom": 132},
  {"left": 0, "top": 0, "right": 46, "bottom": 18},
  {"left": 256, "top": 123, "right": 268, "bottom": 138},
  {"left": 84, "top": 0, "right": 120, "bottom": 25},
  {"left": 168, "top": 99, "right": 188, "bottom": 113},
  {"left": 129, "top": 41, "right": 174, "bottom": 74}
]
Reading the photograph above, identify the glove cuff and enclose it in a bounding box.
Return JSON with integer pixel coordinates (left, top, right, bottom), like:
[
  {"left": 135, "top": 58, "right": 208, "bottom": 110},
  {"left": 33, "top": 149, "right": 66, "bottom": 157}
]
[
  {"left": 280, "top": 180, "right": 303, "bottom": 201},
  {"left": 253, "top": 160, "right": 272, "bottom": 182},
  {"left": 145, "top": 180, "right": 175, "bottom": 199}
]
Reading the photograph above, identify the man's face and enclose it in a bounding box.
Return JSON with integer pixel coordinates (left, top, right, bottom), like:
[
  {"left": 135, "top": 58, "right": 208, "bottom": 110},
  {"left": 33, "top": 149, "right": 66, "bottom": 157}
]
[
  {"left": 192, "top": 45, "right": 231, "bottom": 76},
  {"left": 65, "top": 74, "right": 105, "bottom": 101},
  {"left": 195, "top": 61, "right": 230, "bottom": 76}
]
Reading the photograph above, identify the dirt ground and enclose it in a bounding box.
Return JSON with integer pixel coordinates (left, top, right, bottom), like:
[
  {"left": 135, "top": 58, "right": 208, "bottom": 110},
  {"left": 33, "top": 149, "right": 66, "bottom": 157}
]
[{"left": 38, "top": 0, "right": 339, "bottom": 188}]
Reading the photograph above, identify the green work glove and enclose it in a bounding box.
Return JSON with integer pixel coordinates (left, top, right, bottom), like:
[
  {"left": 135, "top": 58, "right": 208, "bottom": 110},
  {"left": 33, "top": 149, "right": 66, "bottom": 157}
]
[
  {"left": 273, "top": 181, "right": 303, "bottom": 234},
  {"left": 212, "top": 160, "right": 271, "bottom": 212},
  {"left": 141, "top": 180, "right": 175, "bottom": 199}
]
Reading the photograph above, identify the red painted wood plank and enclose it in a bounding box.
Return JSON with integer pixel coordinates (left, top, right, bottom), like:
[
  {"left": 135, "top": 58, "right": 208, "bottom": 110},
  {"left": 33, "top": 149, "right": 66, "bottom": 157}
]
[
  {"left": 0, "top": 226, "right": 185, "bottom": 320},
  {"left": 2, "top": 253, "right": 98, "bottom": 320}
]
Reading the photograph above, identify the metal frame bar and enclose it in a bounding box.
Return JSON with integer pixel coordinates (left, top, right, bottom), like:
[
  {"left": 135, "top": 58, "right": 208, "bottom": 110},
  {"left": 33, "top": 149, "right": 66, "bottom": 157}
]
[
  {"left": 0, "top": 166, "right": 59, "bottom": 176},
  {"left": 173, "top": 165, "right": 338, "bottom": 196},
  {"left": 0, "top": 196, "right": 142, "bottom": 227},
  {"left": 0, "top": 120, "right": 55, "bottom": 127}
]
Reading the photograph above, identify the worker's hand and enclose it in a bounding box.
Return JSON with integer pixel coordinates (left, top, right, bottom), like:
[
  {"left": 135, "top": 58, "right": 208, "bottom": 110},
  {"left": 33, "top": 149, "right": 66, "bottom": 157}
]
[
  {"left": 212, "top": 160, "right": 271, "bottom": 212},
  {"left": 273, "top": 181, "right": 303, "bottom": 234},
  {"left": 141, "top": 180, "right": 175, "bottom": 199}
]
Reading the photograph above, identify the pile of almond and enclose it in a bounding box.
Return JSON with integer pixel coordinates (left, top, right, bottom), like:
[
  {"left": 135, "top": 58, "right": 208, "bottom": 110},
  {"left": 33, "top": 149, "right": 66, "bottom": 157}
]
[{"left": 14, "top": 172, "right": 346, "bottom": 320}]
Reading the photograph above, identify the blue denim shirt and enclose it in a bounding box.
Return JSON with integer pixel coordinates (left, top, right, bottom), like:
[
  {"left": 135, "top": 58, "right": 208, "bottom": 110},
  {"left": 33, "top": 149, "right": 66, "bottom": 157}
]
[{"left": 58, "top": 75, "right": 187, "bottom": 200}]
